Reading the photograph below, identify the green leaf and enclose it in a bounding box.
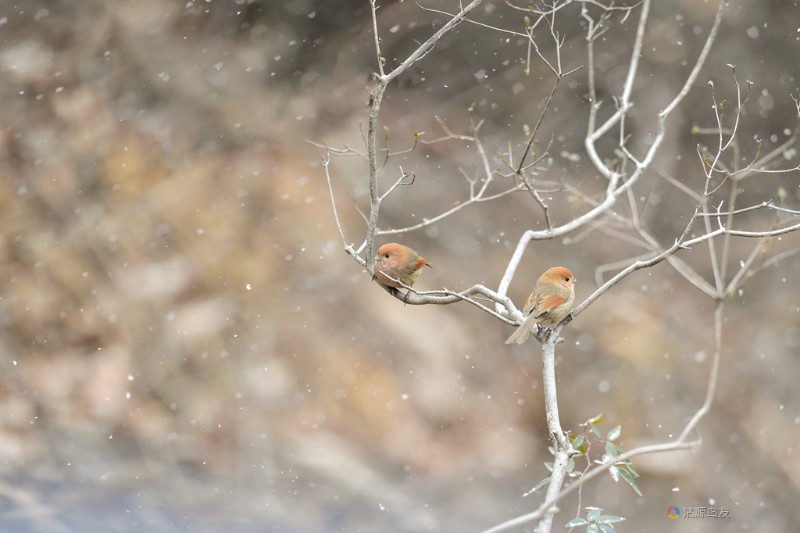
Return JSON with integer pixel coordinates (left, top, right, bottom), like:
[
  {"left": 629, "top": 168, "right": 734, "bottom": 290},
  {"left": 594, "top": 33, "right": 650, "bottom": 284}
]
[
  {"left": 607, "top": 425, "right": 621, "bottom": 441},
  {"left": 587, "top": 524, "right": 599, "bottom": 533},
  {"left": 605, "top": 441, "right": 620, "bottom": 458},
  {"left": 588, "top": 414, "right": 606, "bottom": 425},
  {"left": 566, "top": 457, "right": 575, "bottom": 473},
  {"left": 523, "top": 475, "right": 551, "bottom": 497},
  {"left": 619, "top": 467, "right": 643, "bottom": 496},
  {"left": 597, "top": 514, "right": 625, "bottom": 525},
  {"left": 599, "top": 525, "right": 617, "bottom": 533},
  {"left": 614, "top": 456, "right": 634, "bottom": 470},
  {"left": 590, "top": 424, "right": 601, "bottom": 438},
  {"left": 585, "top": 507, "right": 602, "bottom": 521},
  {"left": 565, "top": 518, "right": 589, "bottom": 527},
  {"left": 571, "top": 434, "right": 583, "bottom": 449},
  {"left": 544, "top": 461, "right": 553, "bottom": 472},
  {"left": 605, "top": 441, "right": 624, "bottom": 457},
  {"left": 608, "top": 464, "right": 619, "bottom": 482}
]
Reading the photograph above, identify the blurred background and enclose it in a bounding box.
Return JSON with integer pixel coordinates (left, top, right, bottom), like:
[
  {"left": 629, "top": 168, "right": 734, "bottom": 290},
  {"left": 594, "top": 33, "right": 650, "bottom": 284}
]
[{"left": 1, "top": 0, "right": 799, "bottom": 531}]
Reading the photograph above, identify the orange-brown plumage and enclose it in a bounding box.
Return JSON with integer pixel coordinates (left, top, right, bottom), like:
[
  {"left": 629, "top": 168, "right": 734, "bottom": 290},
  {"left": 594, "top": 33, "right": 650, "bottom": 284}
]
[
  {"left": 505, "top": 266, "right": 576, "bottom": 344},
  {"left": 373, "top": 243, "right": 430, "bottom": 289}
]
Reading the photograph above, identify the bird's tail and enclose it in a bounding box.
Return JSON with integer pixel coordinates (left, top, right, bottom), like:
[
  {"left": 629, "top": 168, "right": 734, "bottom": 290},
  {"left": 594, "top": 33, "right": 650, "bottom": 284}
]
[{"left": 504, "top": 315, "right": 536, "bottom": 345}]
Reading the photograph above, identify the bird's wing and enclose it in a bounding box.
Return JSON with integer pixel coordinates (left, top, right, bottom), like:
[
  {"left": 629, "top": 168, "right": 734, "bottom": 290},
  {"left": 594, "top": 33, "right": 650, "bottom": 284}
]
[
  {"left": 534, "top": 294, "right": 567, "bottom": 316},
  {"left": 522, "top": 292, "right": 536, "bottom": 315}
]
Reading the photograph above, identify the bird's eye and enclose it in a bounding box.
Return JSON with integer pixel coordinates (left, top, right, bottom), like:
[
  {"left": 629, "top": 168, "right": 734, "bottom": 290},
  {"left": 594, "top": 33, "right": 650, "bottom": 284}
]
[
  {"left": 565, "top": 277, "right": 570, "bottom": 281},
  {"left": 384, "top": 254, "right": 390, "bottom": 258}
]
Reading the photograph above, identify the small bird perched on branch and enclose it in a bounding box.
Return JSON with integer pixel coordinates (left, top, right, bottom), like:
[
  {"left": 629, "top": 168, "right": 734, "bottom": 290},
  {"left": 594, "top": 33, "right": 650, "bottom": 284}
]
[
  {"left": 505, "top": 266, "right": 576, "bottom": 344},
  {"left": 373, "top": 243, "right": 431, "bottom": 299}
]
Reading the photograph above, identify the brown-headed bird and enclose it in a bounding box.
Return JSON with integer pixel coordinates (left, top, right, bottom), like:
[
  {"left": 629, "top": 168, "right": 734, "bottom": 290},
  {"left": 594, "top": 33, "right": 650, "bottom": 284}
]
[
  {"left": 505, "top": 266, "right": 575, "bottom": 344},
  {"left": 373, "top": 243, "right": 430, "bottom": 298}
]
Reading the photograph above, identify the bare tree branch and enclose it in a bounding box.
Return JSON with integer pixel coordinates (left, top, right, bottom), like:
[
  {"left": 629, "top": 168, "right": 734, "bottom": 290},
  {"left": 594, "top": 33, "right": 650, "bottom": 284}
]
[
  {"left": 364, "top": 0, "right": 484, "bottom": 275},
  {"left": 318, "top": 3, "right": 800, "bottom": 531},
  {"left": 481, "top": 301, "right": 724, "bottom": 533}
]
